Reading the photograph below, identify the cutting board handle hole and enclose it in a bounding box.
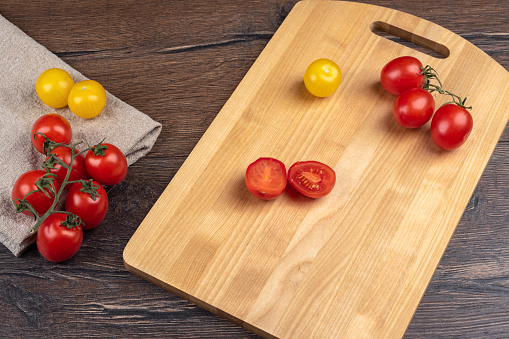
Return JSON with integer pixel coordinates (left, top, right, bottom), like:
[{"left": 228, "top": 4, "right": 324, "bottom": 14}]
[{"left": 370, "top": 21, "right": 450, "bottom": 59}]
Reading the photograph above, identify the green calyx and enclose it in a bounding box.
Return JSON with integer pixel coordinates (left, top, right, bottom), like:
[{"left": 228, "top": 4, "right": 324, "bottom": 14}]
[
  {"left": 61, "top": 213, "right": 83, "bottom": 230},
  {"left": 91, "top": 141, "right": 108, "bottom": 156},
  {"left": 34, "top": 132, "right": 62, "bottom": 155},
  {"left": 78, "top": 179, "right": 101, "bottom": 201},
  {"left": 35, "top": 173, "right": 59, "bottom": 198}
]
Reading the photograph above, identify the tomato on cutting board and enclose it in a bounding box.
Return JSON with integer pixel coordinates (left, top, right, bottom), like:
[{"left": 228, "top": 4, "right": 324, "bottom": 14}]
[
  {"left": 380, "top": 56, "right": 425, "bottom": 95},
  {"left": 287, "top": 161, "right": 336, "bottom": 198},
  {"left": 304, "top": 58, "right": 342, "bottom": 97},
  {"left": 431, "top": 103, "right": 473, "bottom": 150},
  {"left": 245, "top": 157, "right": 287, "bottom": 200},
  {"left": 393, "top": 87, "right": 435, "bottom": 128}
]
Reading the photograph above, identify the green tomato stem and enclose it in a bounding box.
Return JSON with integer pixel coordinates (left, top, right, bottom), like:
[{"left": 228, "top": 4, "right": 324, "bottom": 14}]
[
  {"left": 18, "top": 133, "right": 104, "bottom": 233},
  {"left": 420, "top": 65, "right": 472, "bottom": 110}
]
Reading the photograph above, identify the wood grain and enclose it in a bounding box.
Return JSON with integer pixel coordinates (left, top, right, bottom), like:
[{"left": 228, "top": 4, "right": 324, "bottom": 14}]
[
  {"left": 123, "top": 1, "right": 509, "bottom": 338},
  {"left": 0, "top": 0, "right": 508, "bottom": 338}
]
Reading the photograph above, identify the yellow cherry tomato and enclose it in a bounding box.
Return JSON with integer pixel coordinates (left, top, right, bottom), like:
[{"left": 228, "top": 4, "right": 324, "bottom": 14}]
[
  {"left": 36, "top": 68, "right": 75, "bottom": 108},
  {"left": 304, "top": 58, "right": 342, "bottom": 97},
  {"left": 68, "top": 80, "right": 107, "bottom": 119}
]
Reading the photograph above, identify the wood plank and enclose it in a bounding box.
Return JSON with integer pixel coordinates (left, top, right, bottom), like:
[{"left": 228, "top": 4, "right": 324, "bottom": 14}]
[{"left": 1, "top": 0, "right": 508, "bottom": 338}]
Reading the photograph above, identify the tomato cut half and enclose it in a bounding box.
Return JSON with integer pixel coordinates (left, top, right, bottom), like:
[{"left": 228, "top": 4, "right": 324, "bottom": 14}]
[
  {"left": 288, "top": 161, "right": 336, "bottom": 198},
  {"left": 245, "top": 158, "right": 287, "bottom": 200}
]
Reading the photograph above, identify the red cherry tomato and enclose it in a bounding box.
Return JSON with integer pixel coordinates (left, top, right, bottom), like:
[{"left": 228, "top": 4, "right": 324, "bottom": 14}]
[
  {"left": 287, "top": 161, "right": 336, "bottom": 198},
  {"left": 393, "top": 88, "right": 435, "bottom": 128},
  {"left": 65, "top": 180, "right": 108, "bottom": 230},
  {"left": 85, "top": 143, "right": 127, "bottom": 186},
  {"left": 45, "top": 146, "right": 89, "bottom": 187},
  {"left": 31, "top": 114, "right": 72, "bottom": 154},
  {"left": 36, "top": 212, "right": 83, "bottom": 262},
  {"left": 431, "top": 104, "right": 473, "bottom": 150},
  {"left": 381, "top": 56, "right": 425, "bottom": 95},
  {"left": 12, "top": 170, "right": 60, "bottom": 216},
  {"left": 245, "top": 158, "right": 287, "bottom": 200}
]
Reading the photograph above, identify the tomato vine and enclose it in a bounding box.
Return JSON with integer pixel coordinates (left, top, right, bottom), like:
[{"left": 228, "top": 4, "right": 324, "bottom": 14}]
[
  {"left": 420, "top": 65, "right": 472, "bottom": 110},
  {"left": 13, "top": 133, "right": 105, "bottom": 232}
]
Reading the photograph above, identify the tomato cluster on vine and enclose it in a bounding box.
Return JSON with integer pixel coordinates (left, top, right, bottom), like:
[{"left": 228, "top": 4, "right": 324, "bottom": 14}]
[
  {"left": 12, "top": 113, "right": 128, "bottom": 262},
  {"left": 381, "top": 56, "right": 473, "bottom": 150}
]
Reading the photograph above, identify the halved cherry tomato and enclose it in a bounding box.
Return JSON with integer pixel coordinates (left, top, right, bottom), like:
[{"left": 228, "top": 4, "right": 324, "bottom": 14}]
[
  {"left": 381, "top": 56, "right": 424, "bottom": 95},
  {"left": 245, "top": 158, "right": 287, "bottom": 200},
  {"left": 287, "top": 161, "right": 336, "bottom": 198},
  {"left": 304, "top": 58, "right": 342, "bottom": 97}
]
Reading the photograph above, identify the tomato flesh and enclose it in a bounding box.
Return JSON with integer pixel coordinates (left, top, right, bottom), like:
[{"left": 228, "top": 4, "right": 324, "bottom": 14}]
[
  {"left": 245, "top": 158, "right": 287, "bottom": 200},
  {"left": 288, "top": 161, "right": 336, "bottom": 198}
]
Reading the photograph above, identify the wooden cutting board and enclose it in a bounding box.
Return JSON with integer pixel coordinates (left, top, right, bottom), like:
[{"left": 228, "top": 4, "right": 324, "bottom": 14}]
[{"left": 124, "top": 1, "right": 509, "bottom": 338}]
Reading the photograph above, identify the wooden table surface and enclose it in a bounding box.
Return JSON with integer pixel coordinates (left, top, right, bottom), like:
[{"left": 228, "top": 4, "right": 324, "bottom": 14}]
[{"left": 1, "top": 0, "right": 508, "bottom": 337}]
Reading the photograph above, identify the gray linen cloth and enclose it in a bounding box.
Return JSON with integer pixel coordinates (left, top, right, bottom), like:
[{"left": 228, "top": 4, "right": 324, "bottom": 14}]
[{"left": 0, "top": 15, "right": 162, "bottom": 256}]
